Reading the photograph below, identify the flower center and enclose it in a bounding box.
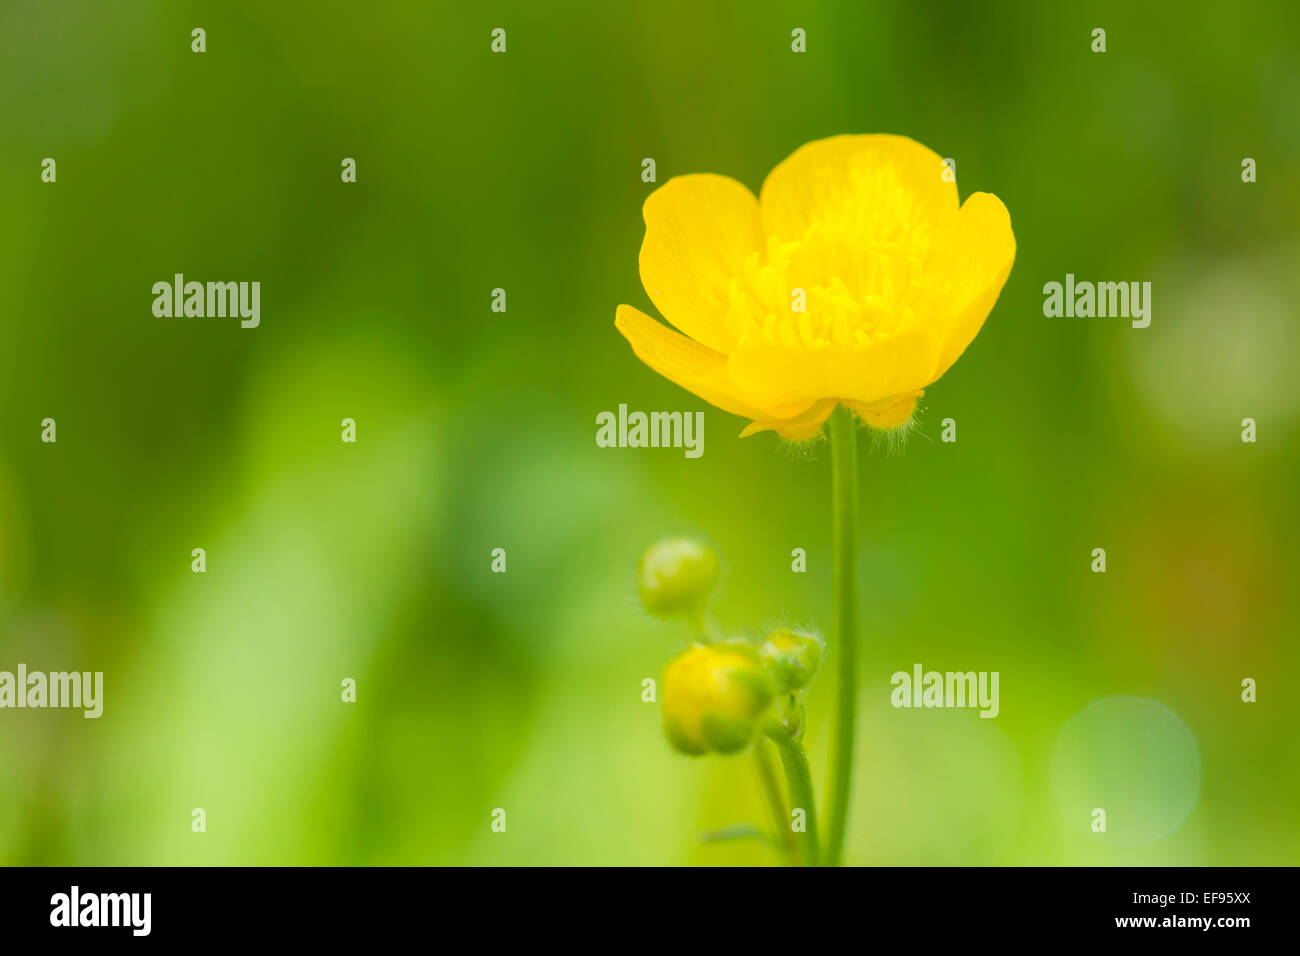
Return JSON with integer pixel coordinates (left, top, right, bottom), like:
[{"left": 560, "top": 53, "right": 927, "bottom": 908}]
[{"left": 725, "top": 232, "right": 929, "bottom": 352}]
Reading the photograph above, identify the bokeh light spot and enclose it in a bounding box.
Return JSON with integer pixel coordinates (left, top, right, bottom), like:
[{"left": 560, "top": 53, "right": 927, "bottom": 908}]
[{"left": 1051, "top": 696, "right": 1201, "bottom": 846}]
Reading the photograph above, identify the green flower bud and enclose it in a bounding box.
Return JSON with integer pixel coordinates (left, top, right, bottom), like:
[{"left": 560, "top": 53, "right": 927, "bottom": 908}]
[
  {"left": 759, "top": 628, "right": 823, "bottom": 693},
  {"left": 661, "top": 643, "right": 776, "bottom": 756},
  {"left": 637, "top": 538, "right": 718, "bottom": 620}
]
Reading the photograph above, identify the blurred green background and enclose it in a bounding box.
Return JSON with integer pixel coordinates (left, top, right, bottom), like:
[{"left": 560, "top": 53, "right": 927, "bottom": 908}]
[{"left": 1, "top": 0, "right": 1297, "bottom": 865}]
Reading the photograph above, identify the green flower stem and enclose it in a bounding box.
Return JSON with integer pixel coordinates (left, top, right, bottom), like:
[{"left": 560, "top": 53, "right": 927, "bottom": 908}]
[
  {"left": 688, "top": 609, "right": 724, "bottom": 643},
  {"left": 825, "top": 403, "right": 859, "bottom": 867},
  {"left": 752, "top": 741, "right": 795, "bottom": 865},
  {"left": 770, "top": 733, "right": 819, "bottom": 866}
]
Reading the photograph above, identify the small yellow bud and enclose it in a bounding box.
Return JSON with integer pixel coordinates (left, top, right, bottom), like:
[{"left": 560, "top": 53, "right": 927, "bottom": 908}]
[
  {"left": 661, "top": 643, "right": 775, "bottom": 756},
  {"left": 637, "top": 538, "right": 718, "bottom": 619},
  {"left": 759, "top": 628, "right": 823, "bottom": 692}
]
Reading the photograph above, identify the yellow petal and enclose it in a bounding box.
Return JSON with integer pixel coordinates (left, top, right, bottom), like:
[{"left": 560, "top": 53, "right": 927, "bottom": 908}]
[
  {"left": 759, "top": 135, "right": 959, "bottom": 283},
  {"left": 738, "top": 398, "right": 838, "bottom": 440},
  {"left": 920, "top": 192, "right": 1016, "bottom": 382},
  {"left": 615, "top": 305, "right": 796, "bottom": 421},
  {"left": 639, "top": 174, "right": 764, "bottom": 353},
  {"left": 727, "top": 323, "right": 942, "bottom": 410}
]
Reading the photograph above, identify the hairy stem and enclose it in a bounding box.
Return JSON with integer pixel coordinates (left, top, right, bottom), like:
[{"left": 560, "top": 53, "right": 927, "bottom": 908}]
[
  {"left": 825, "top": 403, "right": 859, "bottom": 867},
  {"left": 771, "top": 734, "right": 819, "bottom": 866}
]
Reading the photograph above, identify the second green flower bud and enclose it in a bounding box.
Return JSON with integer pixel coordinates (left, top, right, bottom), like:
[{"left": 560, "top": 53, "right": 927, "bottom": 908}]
[{"left": 759, "top": 628, "right": 823, "bottom": 693}]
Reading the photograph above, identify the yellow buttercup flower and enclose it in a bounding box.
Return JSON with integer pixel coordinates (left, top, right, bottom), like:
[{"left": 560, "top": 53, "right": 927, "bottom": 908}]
[{"left": 615, "top": 134, "right": 1016, "bottom": 439}]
